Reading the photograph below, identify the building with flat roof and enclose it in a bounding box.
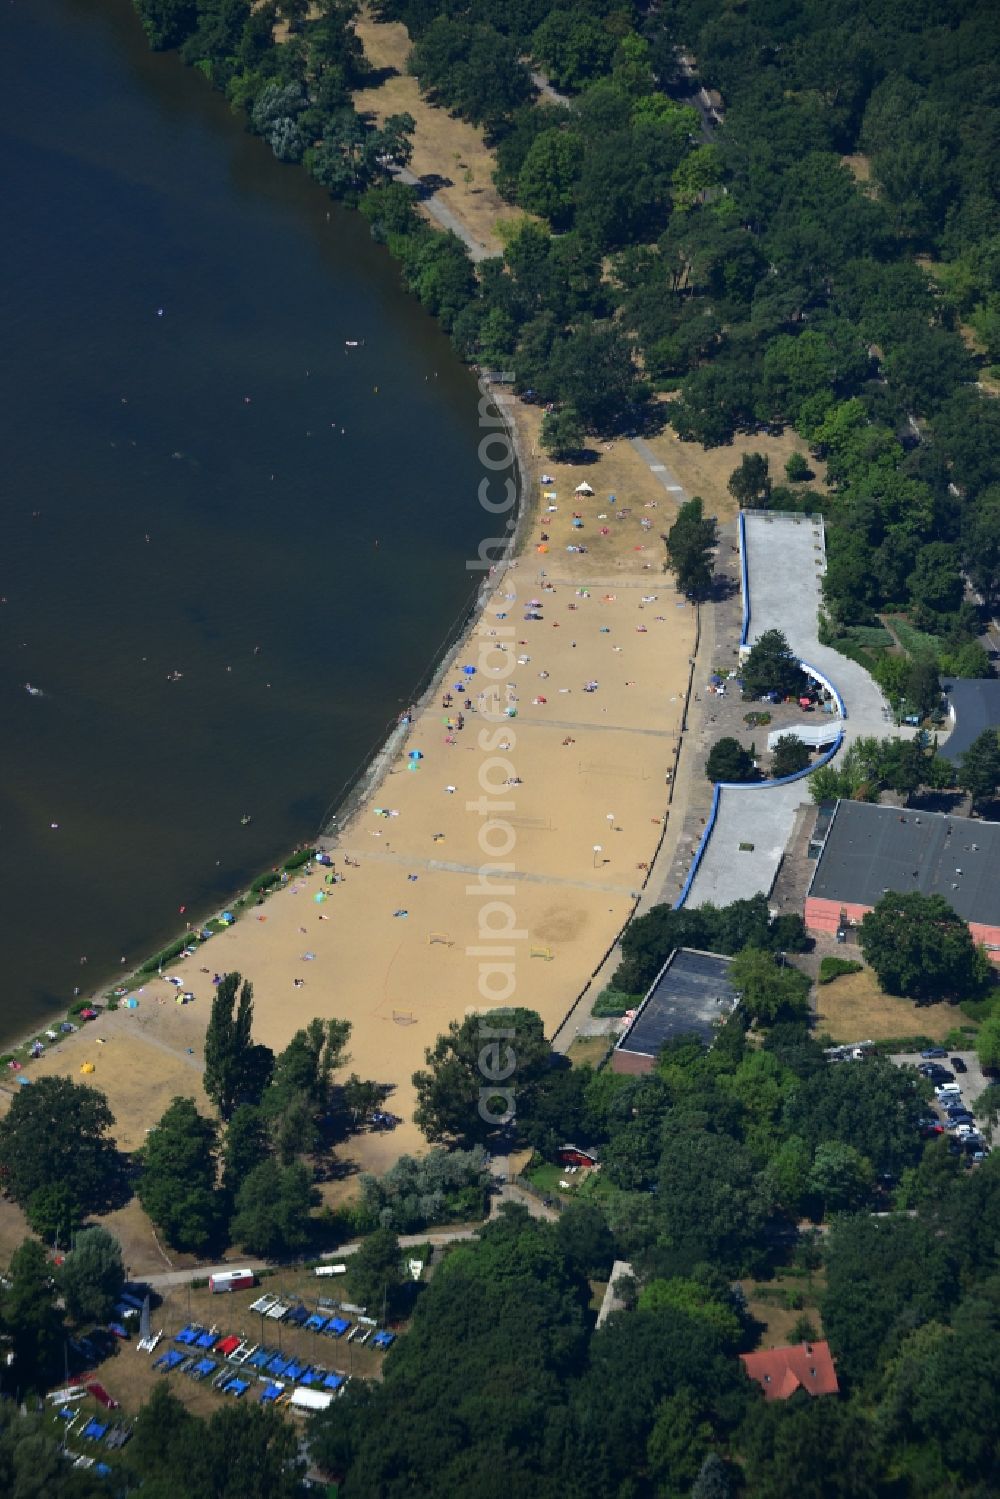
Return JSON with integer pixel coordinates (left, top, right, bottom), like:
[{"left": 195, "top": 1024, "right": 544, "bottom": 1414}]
[
  {"left": 612, "top": 948, "right": 739, "bottom": 1075},
  {"left": 804, "top": 800, "right": 1000, "bottom": 960},
  {"left": 940, "top": 678, "right": 1000, "bottom": 765}
]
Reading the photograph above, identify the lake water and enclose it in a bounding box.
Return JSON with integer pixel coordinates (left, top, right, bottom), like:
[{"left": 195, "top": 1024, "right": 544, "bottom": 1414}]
[{"left": 0, "top": 0, "right": 488, "bottom": 1040}]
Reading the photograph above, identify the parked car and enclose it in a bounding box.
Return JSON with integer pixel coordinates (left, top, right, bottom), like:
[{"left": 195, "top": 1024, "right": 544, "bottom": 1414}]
[
  {"left": 920, "top": 1047, "right": 948, "bottom": 1059},
  {"left": 951, "top": 1057, "right": 968, "bottom": 1073},
  {"left": 946, "top": 1117, "right": 975, "bottom": 1130},
  {"left": 935, "top": 1083, "right": 962, "bottom": 1097},
  {"left": 919, "top": 1122, "right": 944, "bottom": 1137}
]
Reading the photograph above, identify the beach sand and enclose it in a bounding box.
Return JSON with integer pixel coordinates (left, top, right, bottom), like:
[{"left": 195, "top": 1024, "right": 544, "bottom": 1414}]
[{"left": 1, "top": 410, "right": 695, "bottom": 1180}]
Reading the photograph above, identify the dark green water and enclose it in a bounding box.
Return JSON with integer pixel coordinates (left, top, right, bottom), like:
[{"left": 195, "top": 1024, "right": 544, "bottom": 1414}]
[{"left": 0, "top": 0, "right": 488, "bottom": 1040}]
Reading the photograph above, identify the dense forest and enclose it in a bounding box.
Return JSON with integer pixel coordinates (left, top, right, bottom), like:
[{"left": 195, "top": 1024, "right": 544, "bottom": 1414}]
[{"left": 131, "top": 0, "right": 1000, "bottom": 662}]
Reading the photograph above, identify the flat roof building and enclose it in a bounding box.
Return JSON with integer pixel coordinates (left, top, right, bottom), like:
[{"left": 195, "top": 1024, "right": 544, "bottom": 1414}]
[
  {"left": 804, "top": 800, "right": 1000, "bottom": 959},
  {"left": 939, "top": 678, "right": 1000, "bottom": 765},
  {"left": 612, "top": 948, "right": 739, "bottom": 1075}
]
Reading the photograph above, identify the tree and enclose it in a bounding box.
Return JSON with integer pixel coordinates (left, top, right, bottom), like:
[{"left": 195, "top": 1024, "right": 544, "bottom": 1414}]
[
  {"left": 132, "top": 0, "right": 199, "bottom": 51},
  {"left": 906, "top": 541, "right": 964, "bottom": 617},
  {"left": 555, "top": 1201, "right": 615, "bottom": 1279},
  {"left": 728, "top": 452, "right": 772, "bottom": 509},
  {"left": 24, "top": 1182, "right": 82, "bottom": 1247},
  {"left": 728, "top": 948, "right": 810, "bottom": 1026},
  {"left": 806, "top": 1141, "right": 874, "bottom": 1216},
  {"left": 740, "top": 1394, "right": 881, "bottom": 1499},
  {"left": 0, "top": 1239, "right": 64, "bottom": 1394},
  {"left": 130, "top": 1386, "right": 304, "bottom": 1498},
  {"left": 412, "top": 1007, "right": 551, "bottom": 1146},
  {"left": 859, "top": 891, "right": 990, "bottom": 1002},
  {"left": 705, "top": 737, "right": 755, "bottom": 783},
  {"left": 347, "top": 1226, "right": 403, "bottom": 1316},
  {"left": 957, "top": 728, "right": 1000, "bottom": 810},
  {"left": 266, "top": 1016, "right": 352, "bottom": 1113},
  {"left": 785, "top": 452, "right": 812, "bottom": 483},
  {"left": 904, "top": 656, "right": 941, "bottom": 718},
  {"left": 0, "top": 1075, "right": 117, "bottom": 1218},
  {"left": 516, "top": 129, "right": 582, "bottom": 227},
  {"left": 646, "top": 1389, "right": 715, "bottom": 1496},
  {"left": 539, "top": 405, "right": 584, "bottom": 460},
  {"left": 656, "top": 1131, "right": 771, "bottom": 1276},
  {"left": 230, "top": 1159, "right": 317, "bottom": 1257},
  {"left": 771, "top": 734, "right": 810, "bottom": 778},
  {"left": 639, "top": 1277, "right": 742, "bottom": 1347},
  {"left": 204, "top": 972, "right": 273, "bottom": 1120},
  {"left": 664, "top": 496, "right": 717, "bottom": 600},
  {"left": 741, "top": 629, "right": 807, "bottom": 700},
  {"left": 60, "top": 1226, "right": 125, "bottom": 1325},
  {"left": 221, "top": 1104, "right": 272, "bottom": 1201},
  {"left": 138, "top": 1097, "right": 222, "bottom": 1254},
  {"left": 691, "top": 1453, "right": 735, "bottom": 1499},
  {"left": 976, "top": 1015, "right": 1000, "bottom": 1073}
]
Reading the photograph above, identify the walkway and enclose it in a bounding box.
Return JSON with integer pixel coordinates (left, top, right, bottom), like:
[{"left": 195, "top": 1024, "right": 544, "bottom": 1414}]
[
  {"left": 392, "top": 166, "right": 493, "bottom": 261},
  {"left": 683, "top": 511, "right": 894, "bottom": 907}
]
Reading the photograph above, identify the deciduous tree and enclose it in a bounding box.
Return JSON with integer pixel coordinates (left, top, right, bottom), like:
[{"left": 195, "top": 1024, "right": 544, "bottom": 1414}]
[{"left": 859, "top": 891, "right": 990, "bottom": 1002}]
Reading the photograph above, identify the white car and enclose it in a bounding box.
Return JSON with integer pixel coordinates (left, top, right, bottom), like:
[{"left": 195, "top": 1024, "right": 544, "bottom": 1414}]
[{"left": 935, "top": 1083, "right": 962, "bottom": 1097}]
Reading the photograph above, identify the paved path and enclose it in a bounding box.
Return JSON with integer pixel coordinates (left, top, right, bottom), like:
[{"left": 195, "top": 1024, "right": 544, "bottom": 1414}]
[
  {"left": 529, "top": 70, "right": 571, "bottom": 107},
  {"left": 392, "top": 167, "right": 493, "bottom": 261},
  {"left": 144, "top": 1185, "right": 554, "bottom": 1289},
  {"left": 349, "top": 847, "right": 640, "bottom": 896},
  {"left": 629, "top": 436, "right": 689, "bottom": 501},
  {"left": 685, "top": 511, "right": 896, "bottom": 908}
]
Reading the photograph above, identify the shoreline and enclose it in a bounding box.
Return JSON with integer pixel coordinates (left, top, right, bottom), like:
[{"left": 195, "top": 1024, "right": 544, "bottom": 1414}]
[{"left": 0, "top": 378, "right": 533, "bottom": 1068}]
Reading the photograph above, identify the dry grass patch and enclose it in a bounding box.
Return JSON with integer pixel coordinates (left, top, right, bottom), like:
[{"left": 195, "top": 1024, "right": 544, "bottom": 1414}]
[
  {"left": 566, "top": 1034, "right": 613, "bottom": 1069},
  {"left": 352, "top": 11, "right": 522, "bottom": 254},
  {"left": 743, "top": 1272, "right": 825, "bottom": 1349},
  {"left": 640, "top": 420, "right": 829, "bottom": 524},
  {"left": 814, "top": 966, "right": 961, "bottom": 1043}
]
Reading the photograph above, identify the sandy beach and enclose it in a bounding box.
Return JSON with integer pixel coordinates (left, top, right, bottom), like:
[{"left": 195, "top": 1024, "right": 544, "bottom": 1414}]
[{"left": 1, "top": 402, "right": 695, "bottom": 1179}]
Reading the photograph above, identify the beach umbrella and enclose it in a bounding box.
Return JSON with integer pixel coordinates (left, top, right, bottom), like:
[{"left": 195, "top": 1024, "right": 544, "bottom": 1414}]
[
  {"left": 463, "top": 665, "right": 476, "bottom": 675},
  {"left": 124, "top": 998, "right": 139, "bottom": 1009},
  {"left": 80, "top": 1062, "right": 95, "bottom": 1074},
  {"left": 574, "top": 482, "right": 594, "bottom": 495}
]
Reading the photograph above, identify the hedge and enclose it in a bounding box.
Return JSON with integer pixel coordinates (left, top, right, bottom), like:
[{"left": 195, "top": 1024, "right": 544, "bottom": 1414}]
[
  {"left": 283, "top": 848, "right": 316, "bottom": 871},
  {"left": 251, "top": 870, "right": 281, "bottom": 893},
  {"left": 818, "top": 956, "right": 864, "bottom": 985}
]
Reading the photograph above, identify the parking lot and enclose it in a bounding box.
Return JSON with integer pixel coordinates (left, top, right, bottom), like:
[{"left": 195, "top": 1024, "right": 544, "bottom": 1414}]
[{"left": 891, "top": 1049, "right": 994, "bottom": 1157}]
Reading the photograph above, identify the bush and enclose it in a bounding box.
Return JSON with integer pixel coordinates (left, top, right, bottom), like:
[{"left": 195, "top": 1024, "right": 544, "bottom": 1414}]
[
  {"left": 251, "top": 871, "right": 281, "bottom": 894},
  {"left": 818, "top": 957, "right": 864, "bottom": 985},
  {"left": 592, "top": 987, "right": 637, "bottom": 1017},
  {"left": 283, "top": 848, "right": 315, "bottom": 871},
  {"left": 140, "top": 935, "right": 192, "bottom": 974}
]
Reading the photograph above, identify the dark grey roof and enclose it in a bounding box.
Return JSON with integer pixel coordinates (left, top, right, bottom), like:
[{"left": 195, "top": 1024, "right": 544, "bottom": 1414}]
[
  {"left": 616, "top": 948, "right": 738, "bottom": 1060},
  {"left": 807, "top": 800, "right": 1000, "bottom": 927},
  {"left": 939, "top": 679, "right": 1000, "bottom": 765}
]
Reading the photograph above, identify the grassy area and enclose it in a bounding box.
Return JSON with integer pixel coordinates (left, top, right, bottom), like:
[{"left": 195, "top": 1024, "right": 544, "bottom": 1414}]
[
  {"left": 814, "top": 965, "right": 968, "bottom": 1043},
  {"left": 565, "top": 1034, "right": 614, "bottom": 1068},
  {"left": 77, "top": 1267, "right": 399, "bottom": 1421},
  {"left": 886, "top": 616, "right": 942, "bottom": 661},
  {"left": 742, "top": 1271, "right": 826, "bottom": 1348}
]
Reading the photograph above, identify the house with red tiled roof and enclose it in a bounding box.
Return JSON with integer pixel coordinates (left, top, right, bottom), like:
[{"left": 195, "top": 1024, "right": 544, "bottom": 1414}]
[{"left": 740, "top": 1341, "right": 839, "bottom": 1400}]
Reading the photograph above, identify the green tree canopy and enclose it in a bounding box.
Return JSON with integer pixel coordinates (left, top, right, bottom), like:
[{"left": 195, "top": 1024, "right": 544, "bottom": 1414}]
[
  {"left": 664, "top": 496, "right": 718, "bottom": 600},
  {"left": 60, "top": 1226, "right": 125, "bottom": 1325},
  {"left": 957, "top": 728, "right": 1000, "bottom": 809},
  {"left": 705, "top": 736, "right": 756, "bottom": 783},
  {"left": 741, "top": 629, "right": 807, "bottom": 700},
  {"left": 230, "top": 1158, "right": 317, "bottom": 1257},
  {"left": 859, "top": 890, "right": 991, "bottom": 1002},
  {"left": 412, "top": 1006, "right": 551, "bottom": 1146},
  {"left": 728, "top": 452, "right": 772, "bottom": 509},
  {"left": 0, "top": 1075, "right": 117, "bottom": 1220},
  {"left": 204, "top": 972, "right": 273, "bottom": 1120},
  {"left": 138, "top": 1097, "right": 222, "bottom": 1255},
  {"left": 0, "top": 1238, "right": 65, "bottom": 1394},
  {"left": 770, "top": 734, "right": 810, "bottom": 778},
  {"left": 347, "top": 1225, "right": 404, "bottom": 1317}
]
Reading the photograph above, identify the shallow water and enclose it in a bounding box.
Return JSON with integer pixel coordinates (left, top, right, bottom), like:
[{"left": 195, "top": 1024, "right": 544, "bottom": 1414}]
[{"left": 0, "top": 0, "right": 487, "bottom": 1039}]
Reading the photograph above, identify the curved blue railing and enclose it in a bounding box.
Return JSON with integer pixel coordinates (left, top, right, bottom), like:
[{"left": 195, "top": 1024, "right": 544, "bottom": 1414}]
[{"left": 673, "top": 729, "right": 844, "bottom": 909}]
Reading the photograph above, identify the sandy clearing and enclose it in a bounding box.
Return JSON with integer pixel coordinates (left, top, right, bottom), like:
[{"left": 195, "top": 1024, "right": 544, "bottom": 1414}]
[{"left": 6, "top": 397, "right": 694, "bottom": 1173}]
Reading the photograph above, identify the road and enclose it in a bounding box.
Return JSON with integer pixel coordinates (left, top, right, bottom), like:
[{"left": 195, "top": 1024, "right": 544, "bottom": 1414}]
[{"left": 143, "top": 1183, "right": 555, "bottom": 1290}]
